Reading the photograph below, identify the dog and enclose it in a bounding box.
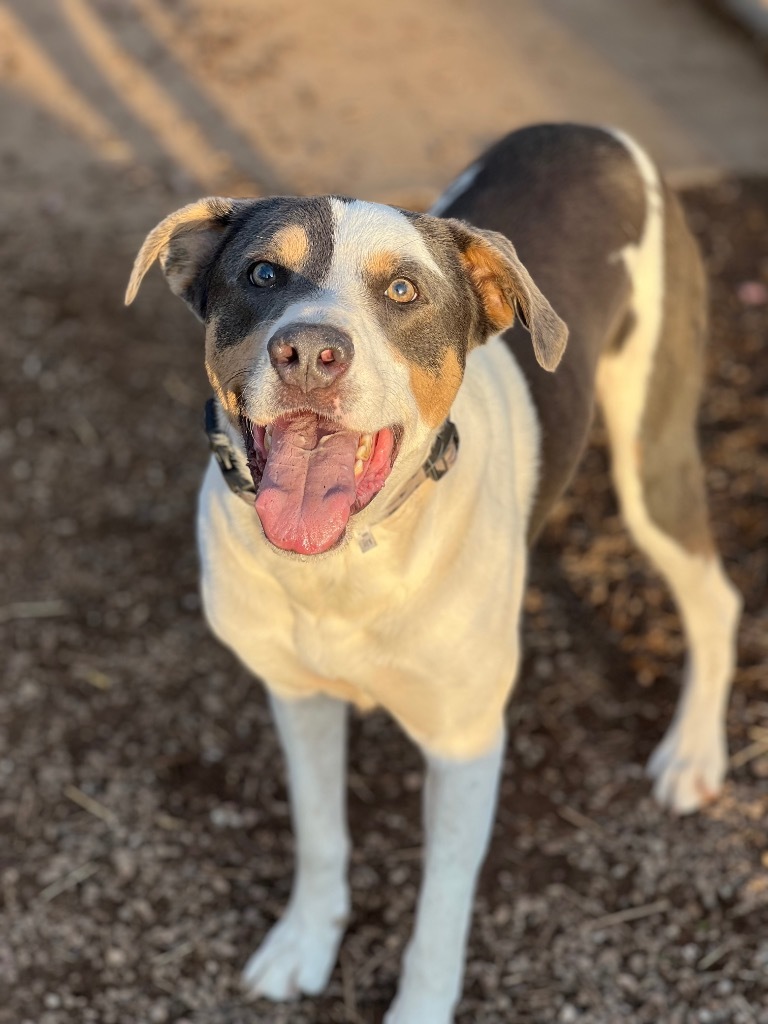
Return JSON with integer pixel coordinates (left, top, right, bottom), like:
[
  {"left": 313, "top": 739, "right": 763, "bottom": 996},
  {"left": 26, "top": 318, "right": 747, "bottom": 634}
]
[{"left": 126, "top": 123, "right": 741, "bottom": 1024}]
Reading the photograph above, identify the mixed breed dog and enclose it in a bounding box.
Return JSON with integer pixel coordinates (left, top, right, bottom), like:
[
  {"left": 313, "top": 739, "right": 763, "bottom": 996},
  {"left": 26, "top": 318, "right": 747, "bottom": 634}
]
[{"left": 127, "top": 123, "right": 741, "bottom": 1023}]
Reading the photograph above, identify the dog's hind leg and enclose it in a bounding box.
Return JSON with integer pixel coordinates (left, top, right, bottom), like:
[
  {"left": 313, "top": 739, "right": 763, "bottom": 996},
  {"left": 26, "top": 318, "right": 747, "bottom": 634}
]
[
  {"left": 242, "top": 692, "right": 350, "bottom": 1000},
  {"left": 598, "top": 133, "right": 741, "bottom": 814}
]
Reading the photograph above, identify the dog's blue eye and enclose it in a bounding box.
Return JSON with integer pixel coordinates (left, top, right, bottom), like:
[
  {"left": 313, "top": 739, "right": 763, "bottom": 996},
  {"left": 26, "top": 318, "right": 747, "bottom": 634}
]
[
  {"left": 249, "top": 261, "right": 278, "bottom": 287},
  {"left": 385, "top": 278, "right": 418, "bottom": 304}
]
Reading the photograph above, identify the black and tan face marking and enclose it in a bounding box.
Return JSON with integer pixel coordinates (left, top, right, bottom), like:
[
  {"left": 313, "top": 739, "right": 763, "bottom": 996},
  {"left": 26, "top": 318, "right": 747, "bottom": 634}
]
[
  {"left": 368, "top": 208, "right": 567, "bottom": 424},
  {"left": 205, "top": 196, "right": 336, "bottom": 354},
  {"left": 127, "top": 195, "right": 567, "bottom": 436},
  {"left": 348, "top": 213, "right": 480, "bottom": 427},
  {"left": 127, "top": 195, "right": 341, "bottom": 419}
]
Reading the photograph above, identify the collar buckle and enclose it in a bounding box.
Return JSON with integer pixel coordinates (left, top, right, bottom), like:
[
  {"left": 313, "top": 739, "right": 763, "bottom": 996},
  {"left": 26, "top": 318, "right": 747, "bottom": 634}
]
[
  {"left": 360, "top": 417, "right": 460, "bottom": 548},
  {"left": 204, "top": 399, "right": 256, "bottom": 502},
  {"left": 423, "top": 419, "right": 460, "bottom": 481}
]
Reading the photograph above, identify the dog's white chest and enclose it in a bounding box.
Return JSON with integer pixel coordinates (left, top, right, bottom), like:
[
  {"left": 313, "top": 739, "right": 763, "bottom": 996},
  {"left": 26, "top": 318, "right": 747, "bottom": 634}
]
[
  {"left": 197, "top": 340, "right": 541, "bottom": 757},
  {"left": 288, "top": 604, "right": 380, "bottom": 708}
]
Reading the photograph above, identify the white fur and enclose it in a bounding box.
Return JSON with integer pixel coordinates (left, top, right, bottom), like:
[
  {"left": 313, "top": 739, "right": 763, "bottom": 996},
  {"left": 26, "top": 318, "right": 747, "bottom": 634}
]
[
  {"left": 598, "top": 130, "right": 741, "bottom": 814},
  {"left": 385, "top": 735, "right": 505, "bottom": 1024},
  {"left": 329, "top": 198, "right": 445, "bottom": 280}
]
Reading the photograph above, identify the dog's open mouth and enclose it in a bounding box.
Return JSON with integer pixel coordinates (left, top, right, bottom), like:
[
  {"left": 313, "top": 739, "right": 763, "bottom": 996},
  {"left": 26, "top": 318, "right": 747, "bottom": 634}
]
[{"left": 241, "top": 412, "right": 398, "bottom": 555}]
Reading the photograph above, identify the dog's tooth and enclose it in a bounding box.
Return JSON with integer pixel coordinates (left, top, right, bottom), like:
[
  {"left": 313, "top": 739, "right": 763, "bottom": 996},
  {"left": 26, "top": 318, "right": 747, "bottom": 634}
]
[
  {"left": 354, "top": 458, "right": 364, "bottom": 478},
  {"left": 357, "top": 434, "right": 373, "bottom": 461},
  {"left": 264, "top": 431, "right": 272, "bottom": 451}
]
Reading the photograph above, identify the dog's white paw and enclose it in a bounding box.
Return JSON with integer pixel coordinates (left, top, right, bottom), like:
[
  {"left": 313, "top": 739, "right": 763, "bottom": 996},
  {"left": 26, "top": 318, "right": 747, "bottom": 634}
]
[
  {"left": 647, "top": 718, "right": 727, "bottom": 815},
  {"left": 242, "top": 901, "right": 347, "bottom": 1001}
]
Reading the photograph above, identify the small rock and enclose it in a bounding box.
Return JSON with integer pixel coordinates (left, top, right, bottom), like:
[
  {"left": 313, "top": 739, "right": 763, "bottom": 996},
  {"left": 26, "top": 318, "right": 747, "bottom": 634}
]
[{"left": 112, "top": 849, "right": 137, "bottom": 882}]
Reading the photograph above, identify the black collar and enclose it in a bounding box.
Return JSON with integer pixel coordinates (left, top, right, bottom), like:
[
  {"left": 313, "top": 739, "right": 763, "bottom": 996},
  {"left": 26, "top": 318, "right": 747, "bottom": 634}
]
[
  {"left": 204, "top": 398, "right": 257, "bottom": 500},
  {"left": 204, "top": 399, "right": 459, "bottom": 546}
]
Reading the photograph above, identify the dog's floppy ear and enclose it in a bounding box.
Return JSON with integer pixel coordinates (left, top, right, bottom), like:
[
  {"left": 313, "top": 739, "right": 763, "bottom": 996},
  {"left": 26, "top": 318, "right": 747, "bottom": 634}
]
[
  {"left": 125, "top": 197, "right": 242, "bottom": 320},
  {"left": 446, "top": 220, "right": 568, "bottom": 372}
]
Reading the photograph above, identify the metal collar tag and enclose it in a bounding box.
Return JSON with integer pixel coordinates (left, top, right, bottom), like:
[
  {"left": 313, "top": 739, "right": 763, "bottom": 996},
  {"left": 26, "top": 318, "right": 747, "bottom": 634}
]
[{"left": 353, "top": 419, "right": 460, "bottom": 551}]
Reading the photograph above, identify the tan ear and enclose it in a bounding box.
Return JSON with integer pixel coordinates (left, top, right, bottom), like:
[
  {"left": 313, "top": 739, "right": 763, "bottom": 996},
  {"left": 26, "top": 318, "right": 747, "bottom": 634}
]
[
  {"left": 447, "top": 220, "right": 568, "bottom": 372},
  {"left": 125, "top": 197, "right": 239, "bottom": 318}
]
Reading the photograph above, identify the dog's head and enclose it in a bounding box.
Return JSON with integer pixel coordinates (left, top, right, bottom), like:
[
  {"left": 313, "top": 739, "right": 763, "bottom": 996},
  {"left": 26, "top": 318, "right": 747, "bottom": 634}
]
[{"left": 127, "top": 196, "right": 567, "bottom": 555}]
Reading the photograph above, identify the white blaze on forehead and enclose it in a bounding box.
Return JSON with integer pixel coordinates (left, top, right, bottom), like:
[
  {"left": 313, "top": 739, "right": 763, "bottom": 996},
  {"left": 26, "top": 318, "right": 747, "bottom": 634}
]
[{"left": 327, "top": 198, "right": 444, "bottom": 286}]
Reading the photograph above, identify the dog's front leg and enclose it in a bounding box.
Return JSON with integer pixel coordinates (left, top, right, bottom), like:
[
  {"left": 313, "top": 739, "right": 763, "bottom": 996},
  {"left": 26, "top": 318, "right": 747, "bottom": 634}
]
[
  {"left": 385, "top": 732, "right": 506, "bottom": 1024},
  {"left": 242, "top": 692, "right": 350, "bottom": 1000}
]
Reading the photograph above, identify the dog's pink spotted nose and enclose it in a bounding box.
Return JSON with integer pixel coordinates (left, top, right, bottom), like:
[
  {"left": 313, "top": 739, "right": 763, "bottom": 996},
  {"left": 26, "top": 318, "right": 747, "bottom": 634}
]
[{"left": 268, "top": 323, "right": 354, "bottom": 392}]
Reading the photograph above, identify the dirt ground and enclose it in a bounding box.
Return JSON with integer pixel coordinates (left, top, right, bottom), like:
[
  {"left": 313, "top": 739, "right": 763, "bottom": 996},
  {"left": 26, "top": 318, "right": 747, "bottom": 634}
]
[{"left": 1, "top": 3, "right": 768, "bottom": 1024}]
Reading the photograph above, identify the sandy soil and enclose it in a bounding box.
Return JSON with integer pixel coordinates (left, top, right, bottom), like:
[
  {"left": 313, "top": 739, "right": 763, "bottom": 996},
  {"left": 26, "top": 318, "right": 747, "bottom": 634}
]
[{"left": 1, "top": 3, "right": 767, "bottom": 1023}]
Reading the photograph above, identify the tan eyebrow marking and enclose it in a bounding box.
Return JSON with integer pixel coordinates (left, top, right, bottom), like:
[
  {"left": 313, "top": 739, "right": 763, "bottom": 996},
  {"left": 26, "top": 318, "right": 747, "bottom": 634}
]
[
  {"left": 272, "top": 224, "right": 310, "bottom": 270},
  {"left": 363, "top": 249, "right": 401, "bottom": 281}
]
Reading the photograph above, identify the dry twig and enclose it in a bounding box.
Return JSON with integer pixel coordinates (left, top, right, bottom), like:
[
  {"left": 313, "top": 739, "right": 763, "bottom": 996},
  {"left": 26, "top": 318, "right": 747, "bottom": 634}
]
[
  {"left": 730, "top": 739, "right": 768, "bottom": 768},
  {"left": 39, "top": 861, "right": 100, "bottom": 903},
  {"left": 0, "top": 599, "right": 70, "bottom": 624},
  {"left": 583, "top": 899, "right": 669, "bottom": 932},
  {"left": 557, "top": 805, "right": 605, "bottom": 839},
  {"left": 64, "top": 784, "right": 120, "bottom": 828},
  {"left": 153, "top": 940, "right": 196, "bottom": 966},
  {"left": 341, "top": 952, "right": 361, "bottom": 1023}
]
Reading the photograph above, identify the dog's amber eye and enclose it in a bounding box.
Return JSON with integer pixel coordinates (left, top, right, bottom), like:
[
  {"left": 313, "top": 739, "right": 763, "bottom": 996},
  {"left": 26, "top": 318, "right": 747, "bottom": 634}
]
[
  {"left": 385, "top": 278, "right": 418, "bottom": 304},
  {"left": 249, "top": 261, "right": 279, "bottom": 287}
]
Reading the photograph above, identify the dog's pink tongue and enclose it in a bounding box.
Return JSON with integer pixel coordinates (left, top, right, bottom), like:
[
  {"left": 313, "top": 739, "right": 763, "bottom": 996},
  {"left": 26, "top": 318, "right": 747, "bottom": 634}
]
[{"left": 255, "top": 413, "right": 359, "bottom": 554}]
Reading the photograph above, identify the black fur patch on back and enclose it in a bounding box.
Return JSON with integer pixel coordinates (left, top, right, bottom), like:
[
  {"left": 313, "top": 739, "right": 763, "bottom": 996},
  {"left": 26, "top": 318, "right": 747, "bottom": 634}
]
[{"left": 440, "top": 123, "right": 647, "bottom": 539}]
